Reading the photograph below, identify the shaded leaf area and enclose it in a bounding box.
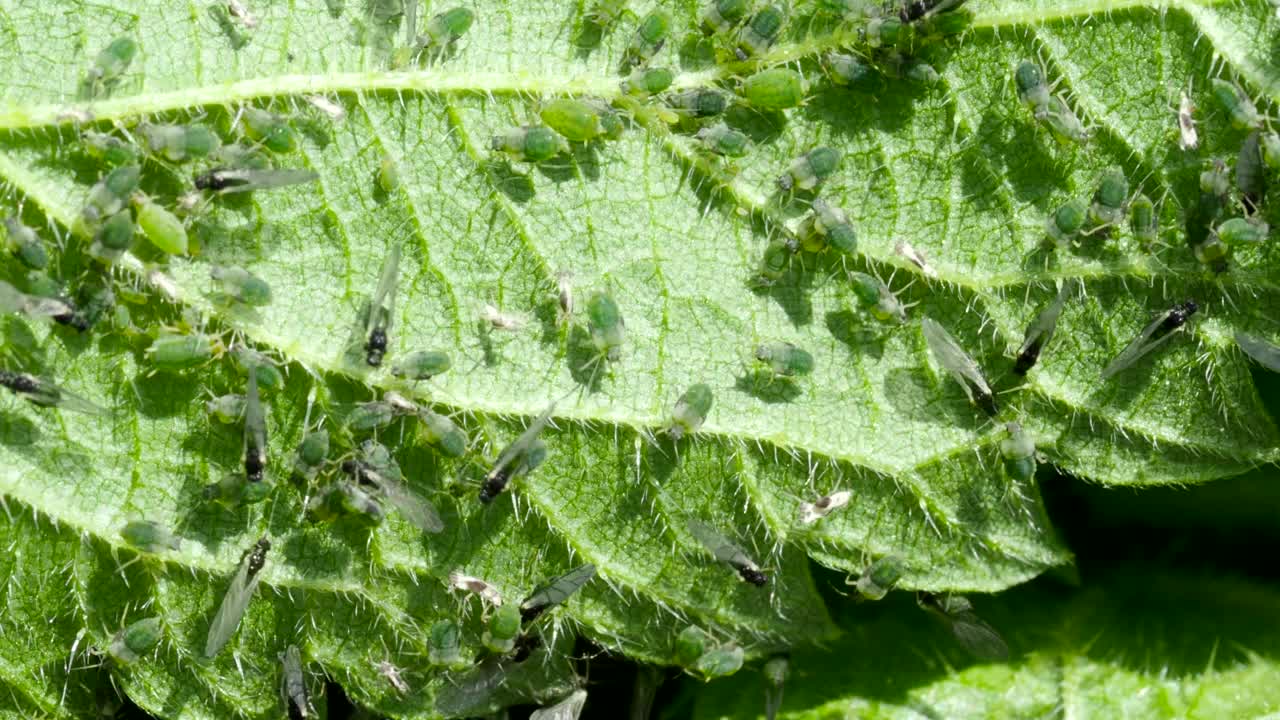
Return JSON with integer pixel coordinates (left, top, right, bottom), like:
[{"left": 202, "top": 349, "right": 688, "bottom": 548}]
[
  {"left": 0, "top": 0, "right": 1279, "bottom": 717},
  {"left": 694, "top": 566, "right": 1280, "bottom": 719}
]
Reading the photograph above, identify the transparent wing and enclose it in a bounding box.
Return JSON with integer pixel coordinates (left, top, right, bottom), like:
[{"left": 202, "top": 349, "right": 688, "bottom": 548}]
[
  {"left": 922, "top": 318, "right": 991, "bottom": 398},
  {"left": 687, "top": 520, "right": 756, "bottom": 570},
  {"left": 212, "top": 168, "right": 320, "bottom": 193},
  {"left": 367, "top": 241, "right": 402, "bottom": 334},
  {"left": 764, "top": 687, "right": 784, "bottom": 720},
  {"left": 489, "top": 402, "right": 556, "bottom": 479},
  {"left": 1236, "top": 331, "right": 1280, "bottom": 372},
  {"left": 376, "top": 476, "right": 445, "bottom": 533},
  {"left": 949, "top": 612, "right": 1010, "bottom": 661},
  {"left": 244, "top": 369, "right": 267, "bottom": 464},
  {"left": 529, "top": 690, "right": 588, "bottom": 720},
  {"left": 1018, "top": 281, "right": 1072, "bottom": 357},
  {"left": 435, "top": 658, "right": 508, "bottom": 716},
  {"left": 39, "top": 379, "right": 107, "bottom": 415},
  {"left": 281, "top": 645, "right": 308, "bottom": 713},
  {"left": 1100, "top": 309, "right": 1176, "bottom": 380},
  {"left": 521, "top": 564, "right": 597, "bottom": 615},
  {"left": 204, "top": 559, "right": 263, "bottom": 658}
]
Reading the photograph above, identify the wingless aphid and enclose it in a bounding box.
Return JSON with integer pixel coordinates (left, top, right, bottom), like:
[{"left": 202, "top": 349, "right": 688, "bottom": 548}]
[
  {"left": 530, "top": 690, "right": 588, "bottom": 720},
  {"left": 621, "top": 66, "right": 673, "bottom": 96},
  {"left": 241, "top": 107, "right": 296, "bottom": 152},
  {"left": 1088, "top": 167, "right": 1128, "bottom": 229},
  {"left": 1216, "top": 217, "right": 1268, "bottom": 246},
  {"left": 147, "top": 333, "right": 219, "bottom": 371},
  {"left": 204, "top": 536, "right": 270, "bottom": 658},
  {"left": 540, "top": 99, "right": 618, "bottom": 143},
  {"left": 851, "top": 554, "right": 903, "bottom": 601},
  {"left": 121, "top": 520, "right": 182, "bottom": 553},
  {"left": 194, "top": 167, "right": 320, "bottom": 194},
  {"left": 798, "top": 199, "right": 857, "bottom": 257},
  {"left": 667, "top": 383, "right": 713, "bottom": 440},
  {"left": 737, "top": 4, "right": 787, "bottom": 58},
  {"left": 587, "top": 0, "right": 628, "bottom": 28},
  {"left": 392, "top": 349, "right": 452, "bottom": 380},
  {"left": 621, "top": 10, "right": 671, "bottom": 70},
  {"left": 0, "top": 369, "right": 105, "bottom": 414},
  {"left": 798, "top": 490, "right": 851, "bottom": 525},
  {"left": 742, "top": 68, "right": 806, "bottom": 111},
  {"left": 667, "top": 88, "right": 729, "bottom": 119},
  {"left": 429, "top": 620, "right": 466, "bottom": 668},
  {"left": 133, "top": 194, "right": 189, "bottom": 256},
  {"left": 79, "top": 36, "right": 137, "bottom": 100},
  {"left": 211, "top": 4, "right": 251, "bottom": 50},
  {"left": 917, "top": 591, "right": 1009, "bottom": 661},
  {"left": 232, "top": 346, "right": 285, "bottom": 393},
  {"left": 696, "top": 123, "right": 751, "bottom": 158},
  {"left": 448, "top": 571, "right": 504, "bottom": 606},
  {"left": 1000, "top": 422, "right": 1036, "bottom": 482},
  {"left": 1210, "top": 78, "right": 1263, "bottom": 130},
  {"left": 211, "top": 265, "right": 272, "bottom": 307},
  {"left": 3, "top": 217, "right": 48, "bottom": 269},
  {"left": 242, "top": 366, "right": 268, "bottom": 484},
  {"left": 755, "top": 342, "right": 814, "bottom": 378},
  {"left": 1262, "top": 132, "right": 1280, "bottom": 171},
  {"left": 674, "top": 625, "right": 711, "bottom": 667},
  {"left": 307, "top": 481, "right": 385, "bottom": 525},
  {"left": 921, "top": 317, "right": 997, "bottom": 416},
  {"left": 763, "top": 655, "right": 789, "bottom": 720},
  {"left": 1013, "top": 280, "right": 1073, "bottom": 375},
  {"left": 206, "top": 394, "right": 246, "bottom": 423},
  {"left": 490, "top": 125, "right": 569, "bottom": 163},
  {"left": 695, "top": 644, "right": 744, "bottom": 679},
  {"left": 344, "top": 440, "right": 445, "bottom": 533},
  {"left": 701, "top": 0, "right": 749, "bottom": 35},
  {"left": 139, "top": 123, "right": 221, "bottom": 162},
  {"left": 1130, "top": 193, "right": 1158, "bottom": 249},
  {"left": 1100, "top": 300, "right": 1198, "bottom": 380},
  {"left": 82, "top": 165, "right": 140, "bottom": 225},
  {"left": 519, "top": 563, "right": 597, "bottom": 623},
  {"left": 0, "top": 281, "right": 75, "bottom": 323},
  {"left": 587, "top": 290, "right": 625, "bottom": 363},
  {"left": 824, "top": 52, "right": 876, "bottom": 89},
  {"left": 848, "top": 272, "right": 908, "bottom": 324},
  {"left": 416, "top": 7, "right": 474, "bottom": 54},
  {"left": 281, "top": 645, "right": 309, "bottom": 720},
  {"left": 363, "top": 241, "right": 401, "bottom": 367},
  {"left": 687, "top": 520, "right": 767, "bottom": 586},
  {"left": 1236, "top": 332, "right": 1280, "bottom": 372},
  {"left": 293, "top": 429, "right": 329, "bottom": 480},
  {"left": 480, "top": 403, "right": 555, "bottom": 503},
  {"left": 778, "top": 147, "right": 841, "bottom": 192},
  {"left": 864, "top": 16, "right": 908, "bottom": 50},
  {"left": 82, "top": 130, "right": 139, "bottom": 167},
  {"left": 755, "top": 239, "right": 797, "bottom": 286},
  {"left": 108, "top": 617, "right": 163, "bottom": 664},
  {"left": 483, "top": 603, "right": 522, "bottom": 653}
]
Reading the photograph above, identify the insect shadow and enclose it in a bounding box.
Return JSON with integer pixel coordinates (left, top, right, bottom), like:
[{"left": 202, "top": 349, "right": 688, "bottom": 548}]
[
  {"left": 566, "top": 325, "right": 607, "bottom": 392},
  {"left": 881, "top": 364, "right": 983, "bottom": 429},
  {"left": 484, "top": 158, "right": 536, "bottom": 204},
  {"left": 677, "top": 34, "right": 716, "bottom": 72},
  {"left": 824, "top": 309, "right": 887, "bottom": 360},
  {"left": 750, "top": 272, "right": 815, "bottom": 328},
  {"left": 0, "top": 409, "right": 39, "bottom": 446},
  {"left": 734, "top": 368, "right": 802, "bottom": 404}
]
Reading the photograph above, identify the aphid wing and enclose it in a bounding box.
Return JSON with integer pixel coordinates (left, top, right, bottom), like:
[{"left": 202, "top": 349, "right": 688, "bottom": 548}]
[
  {"left": 687, "top": 520, "right": 755, "bottom": 569},
  {"left": 434, "top": 658, "right": 507, "bottom": 716},
  {"left": 922, "top": 319, "right": 988, "bottom": 399},
  {"left": 372, "top": 241, "right": 402, "bottom": 315},
  {"left": 765, "top": 686, "right": 784, "bottom": 720},
  {"left": 379, "top": 478, "right": 445, "bottom": 533},
  {"left": 225, "top": 169, "right": 320, "bottom": 193},
  {"left": 245, "top": 370, "right": 267, "bottom": 460},
  {"left": 949, "top": 613, "right": 1010, "bottom": 661},
  {"left": 529, "top": 690, "right": 588, "bottom": 720},
  {"left": 1236, "top": 332, "right": 1280, "bottom": 372},
  {"left": 1019, "top": 283, "right": 1071, "bottom": 355},
  {"left": 1100, "top": 310, "right": 1174, "bottom": 380},
  {"left": 48, "top": 384, "right": 107, "bottom": 415},
  {"left": 491, "top": 403, "right": 556, "bottom": 477},
  {"left": 204, "top": 561, "right": 261, "bottom": 657},
  {"left": 523, "top": 564, "right": 596, "bottom": 612}
]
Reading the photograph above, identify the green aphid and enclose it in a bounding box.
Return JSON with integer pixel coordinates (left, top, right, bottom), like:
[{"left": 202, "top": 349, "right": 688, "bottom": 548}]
[
  {"left": 139, "top": 123, "right": 221, "bottom": 162},
  {"left": 622, "top": 10, "right": 671, "bottom": 70},
  {"left": 232, "top": 346, "right": 284, "bottom": 393},
  {"left": 799, "top": 198, "right": 857, "bottom": 256},
  {"left": 1194, "top": 234, "right": 1230, "bottom": 270},
  {"left": 588, "top": 0, "right": 628, "bottom": 27},
  {"left": 490, "top": 125, "right": 569, "bottom": 163},
  {"left": 778, "top": 147, "right": 841, "bottom": 192},
  {"left": 293, "top": 429, "right": 330, "bottom": 479},
  {"left": 1200, "top": 157, "right": 1231, "bottom": 199},
  {"left": 82, "top": 131, "right": 139, "bottom": 166},
  {"left": 848, "top": 272, "right": 907, "bottom": 324},
  {"left": 1037, "top": 95, "right": 1089, "bottom": 144},
  {"left": 428, "top": 620, "right": 467, "bottom": 668},
  {"left": 918, "top": 5, "right": 973, "bottom": 36},
  {"left": 90, "top": 209, "right": 134, "bottom": 263},
  {"left": 422, "top": 7, "right": 474, "bottom": 49},
  {"left": 3, "top": 217, "right": 47, "bottom": 270},
  {"left": 621, "top": 66, "right": 673, "bottom": 96},
  {"left": 211, "top": 265, "right": 272, "bottom": 306},
  {"left": 587, "top": 290, "right": 625, "bottom": 362},
  {"left": 1261, "top": 132, "right": 1280, "bottom": 171},
  {"left": 1045, "top": 198, "right": 1086, "bottom": 247},
  {"left": 813, "top": 0, "right": 859, "bottom": 18},
  {"left": 108, "top": 617, "right": 162, "bottom": 664},
  {"left": 307, "top": 481, "right": 384, "bottom": 525},
  {"left": 327, "top": 0, "right": 345, "bottom": 17},
  {"left": 667, "top": 383, "right": 713, "bottom": 440},
  {"left": 82, "top": 165, "right": 141, "bottom": 225},
  {"left": 79, "top": 36, "right": 137, "bottom": 100},
  {"left": 241, "top": 107, "right": 296, "bottom": 153},
  {"left": 483, "top": 603, "right": 521, "bottom": 654},
  {"left": 205, "top": 394, "right": 247, "bottom": 423},
  {"left": 1014, "top": 61, "right": 1050, "bottom": 109},
  {"left": 347, "top": 399, "right": 401, "bottom": 431},
  {"left": 905, "top": 61, "right": 940, "bottom": 85},
  {"left": 418, "top": 410, "right": 468, "bottom": 457},
  {"left": 864, "top": 16, "right": 908, "bottom": 49},
  {"left": 755, "top": 238, "right": 797, "bottom": 285},
  {"left": 674, "top": 625, "right": 711, "bottom": 667},
  {"left": 755, "top": 342, "right": 814, "bottom": 377},
  {"left": 667, "top": 88, "right": 728, "bottom": 119},
  {"left": 701, "top": 0, "right": 749, "bottom": 35},
  {"left": 1129, "top": 193, "right": 1157, "bottom": 248},
  {"left": 210, "top": 4, "right": 251, "bottom": 50},
  {"left": 824, "top": 52, "right": 875, "bottom": 89},
  {"left": 216, "top": 141, "right": 272, "bottom": 170},
  {"left": 203, "top": 471, "right": 272, "bottom": 507},
  {"left": 121, "top": 520, "right": 182, "bottom": 553},
  {"left": 541, "top": 99, "right": 611, "bottom": 143},
  {"left": 148, "top": 333, "right": 218, "bottom": 371},
  {"left": 1216, "top": 217, "right": 1269, "bottom": 245},
  {"left": 852, "top": 554, "right": 903, "bottom": 601},
  {"left": 742, "top": 67, "right": 806, "bottom": 110},
  {"left": 1089, "top": 167, "right": 1128, "bottom": 228},
  {"left": 378, "top": 154, "right": 401, "bottom": 193},
  {"left": 1000, "top": 421, "right": 1036, "bottom": 482},
  {"left": 392, "top": 349, "right": 452, "bottom": 380},
  {"left": 1238, "top": 131, "right": 1266, "bottom": 211},
  {"left": 1210, "top": 78, "right": 1263, "bottom": 130},
  {"left": 694, "top": 644, "right": 744, "bottom": 679},
  {"left": 695, "top": 122, "right": 751, "bottom": 158},
  {"left": 737, "top": 4, "right": 787, "bottom": 58},
  {"left": 344, "top": 439, "right": 444, "bottom": 533},
  {"left": 132, "top": 196, "right": 188, "bottom": 256}
]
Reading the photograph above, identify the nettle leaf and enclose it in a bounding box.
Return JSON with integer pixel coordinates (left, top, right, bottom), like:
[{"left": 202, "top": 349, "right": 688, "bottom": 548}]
[
  {"left": 693, "top": 567, "right": 1280, "bottom": 720},
  {"left": 0, "top": 0, "right": 1278, "bottom": 717}
]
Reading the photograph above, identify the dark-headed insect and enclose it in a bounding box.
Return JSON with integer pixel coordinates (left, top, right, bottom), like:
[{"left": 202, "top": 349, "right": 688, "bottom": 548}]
[
  {"left": 204, "top": 536, "right": 270, "bottom": 658},
  {"left": 194, "top": 167, "right": 319, "bottom": 194},
  {"left": 342, "top": 440, "right": 444, "bottom": 533},
  {"left": 242, "top": 366, "right": 268, "bottom": 484},
  {"left": 1100, "top": 300, "right": 1198, "bottom": 380},
  {"left": 0, "top": 369, "right": 105, "bottom": 414},
  {"left": 922, "top": 317, "right": 997, "bottom": 416},
  {"left": 481, "top": 403, "right": 555, "bottom": 503},
  {"left": 917, "top": 591, "right": 1009, "bottom": 661},
  {"left": 1014, "top": 280, "right": 1074, "bottom": 375},
  {"left": 281, "top": 644, "right": 310, "bottom": 719},
  {"left": 363, "top": 241, "right": 402, "bottom": 367}
]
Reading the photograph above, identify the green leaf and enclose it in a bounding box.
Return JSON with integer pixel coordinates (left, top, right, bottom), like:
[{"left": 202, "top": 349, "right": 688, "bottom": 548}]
[
  {"left": 0, "top": 0, "right": 1278, "bottom": 717},
  {"left": 693, "top": 567, "right": 1280, "bottom": 719}
]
